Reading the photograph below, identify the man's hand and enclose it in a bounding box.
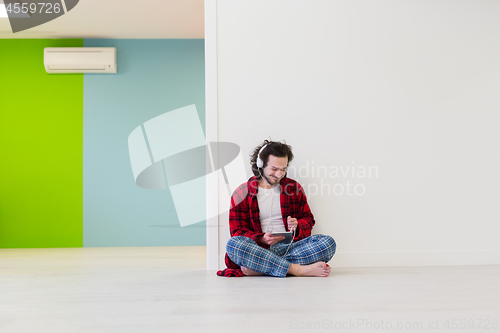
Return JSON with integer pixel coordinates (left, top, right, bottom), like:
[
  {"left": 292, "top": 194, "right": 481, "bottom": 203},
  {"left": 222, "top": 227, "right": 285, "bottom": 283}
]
[
  {"left": 287, "top": 216, "right": 298, "bottom": 232},
  {"left": 261, "top": 232, "right": 285, "bottom": 246}
]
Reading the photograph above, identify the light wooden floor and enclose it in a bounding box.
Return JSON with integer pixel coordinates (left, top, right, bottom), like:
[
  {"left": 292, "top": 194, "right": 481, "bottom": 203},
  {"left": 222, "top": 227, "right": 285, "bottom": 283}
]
[{"left": 1, "top": 247, "right": 499, "bottom": 333}]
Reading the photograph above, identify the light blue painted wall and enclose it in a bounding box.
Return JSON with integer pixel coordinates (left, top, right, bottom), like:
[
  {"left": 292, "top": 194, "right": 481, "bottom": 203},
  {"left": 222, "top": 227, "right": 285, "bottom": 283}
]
[{"left": 83, "top": 39, "right": 206, "bottom": 247}]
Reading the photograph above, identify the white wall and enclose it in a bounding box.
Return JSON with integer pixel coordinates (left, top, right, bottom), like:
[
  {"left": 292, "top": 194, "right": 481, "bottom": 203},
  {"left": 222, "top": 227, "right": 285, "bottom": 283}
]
[{"left": 215, "top": 0, "right": 500, "bottom": 267}]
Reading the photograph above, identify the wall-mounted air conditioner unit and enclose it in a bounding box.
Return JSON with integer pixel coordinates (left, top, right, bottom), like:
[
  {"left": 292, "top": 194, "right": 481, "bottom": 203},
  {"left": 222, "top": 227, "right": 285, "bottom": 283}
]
[{"left": 44, "top": 47, "right": 117, "bottom": 74}]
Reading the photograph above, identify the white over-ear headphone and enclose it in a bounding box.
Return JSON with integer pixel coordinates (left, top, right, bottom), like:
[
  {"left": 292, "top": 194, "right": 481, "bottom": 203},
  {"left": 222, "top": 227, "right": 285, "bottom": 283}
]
[{"left": 256, "top": 144, "right": 268, "bottom": 169}]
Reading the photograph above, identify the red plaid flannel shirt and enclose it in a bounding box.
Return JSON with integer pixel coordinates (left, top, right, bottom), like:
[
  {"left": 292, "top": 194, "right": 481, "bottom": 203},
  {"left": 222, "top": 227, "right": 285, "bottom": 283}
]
[{"left": 218, "top": 176, "right": 315, "bottom": 276}]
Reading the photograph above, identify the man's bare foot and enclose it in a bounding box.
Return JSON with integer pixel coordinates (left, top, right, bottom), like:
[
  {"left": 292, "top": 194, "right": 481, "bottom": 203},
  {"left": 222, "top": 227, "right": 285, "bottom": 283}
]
[
  {"left": 287, "top": 262, "right": 331, "bottom": 277},
  {"left": 241, "top": 266, "right": 265, "bottom": 276}
]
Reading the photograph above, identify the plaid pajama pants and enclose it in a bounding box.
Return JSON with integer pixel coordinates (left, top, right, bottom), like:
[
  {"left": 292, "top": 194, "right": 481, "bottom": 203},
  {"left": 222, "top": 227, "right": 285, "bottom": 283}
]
[{"left": 226, "top": 234, "right": 336, "bottom": 277}]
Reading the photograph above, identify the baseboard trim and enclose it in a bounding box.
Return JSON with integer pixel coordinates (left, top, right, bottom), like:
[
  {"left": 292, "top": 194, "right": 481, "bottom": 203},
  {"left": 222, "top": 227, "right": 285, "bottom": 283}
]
[{"left": 330, "top": 250, "right": 500, "bottom": 268}]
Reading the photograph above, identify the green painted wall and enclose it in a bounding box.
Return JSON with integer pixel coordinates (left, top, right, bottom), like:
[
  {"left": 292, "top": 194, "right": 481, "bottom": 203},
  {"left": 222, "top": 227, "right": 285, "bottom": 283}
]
[{"left": 0, "top": 39, "right": 83, "bottom": 248}]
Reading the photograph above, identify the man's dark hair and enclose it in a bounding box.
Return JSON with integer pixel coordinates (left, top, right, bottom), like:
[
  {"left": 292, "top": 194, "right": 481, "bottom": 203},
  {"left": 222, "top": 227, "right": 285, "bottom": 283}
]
[{"left": 250, "top": 140, "right": 294, "bottom": 176}]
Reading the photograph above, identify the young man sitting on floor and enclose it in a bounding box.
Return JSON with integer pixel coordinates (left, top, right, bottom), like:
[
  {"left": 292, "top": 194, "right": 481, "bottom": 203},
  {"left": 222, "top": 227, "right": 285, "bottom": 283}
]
[{"left": 217, "top": 140, "right": 336, "bottom": 278}]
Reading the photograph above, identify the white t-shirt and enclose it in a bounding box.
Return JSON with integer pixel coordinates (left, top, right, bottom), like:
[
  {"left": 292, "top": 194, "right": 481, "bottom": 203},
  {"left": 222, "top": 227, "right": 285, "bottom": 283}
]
[{"left": 257, "top": 185, "right": 286, "bottom": 234}]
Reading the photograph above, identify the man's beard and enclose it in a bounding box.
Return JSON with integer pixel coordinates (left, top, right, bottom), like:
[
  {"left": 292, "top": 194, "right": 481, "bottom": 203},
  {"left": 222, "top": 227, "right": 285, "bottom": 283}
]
[{"left": 264, "top": 174, "right": 280, "bottom": 186}]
